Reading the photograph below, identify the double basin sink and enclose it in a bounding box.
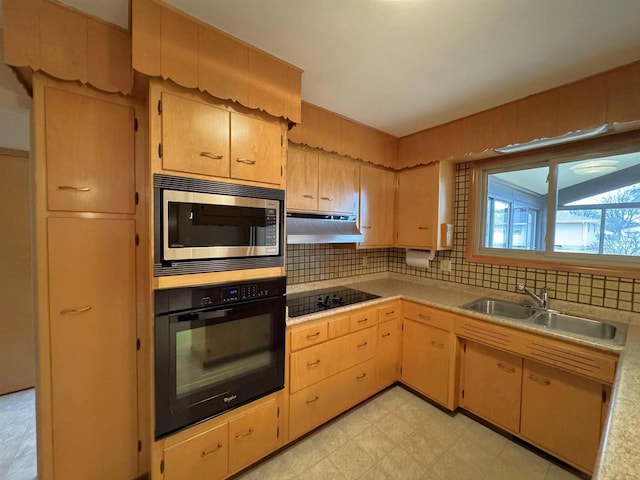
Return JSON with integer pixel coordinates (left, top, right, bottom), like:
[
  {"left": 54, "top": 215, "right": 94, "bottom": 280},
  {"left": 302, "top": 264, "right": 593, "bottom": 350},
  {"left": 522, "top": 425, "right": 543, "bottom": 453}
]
[{"left": 460, "top": 297, "right": 626, "bottom": 345}]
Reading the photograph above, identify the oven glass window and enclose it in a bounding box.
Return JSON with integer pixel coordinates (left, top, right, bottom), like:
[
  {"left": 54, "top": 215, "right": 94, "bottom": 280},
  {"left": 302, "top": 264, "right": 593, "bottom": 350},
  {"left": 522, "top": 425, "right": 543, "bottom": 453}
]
[
  {"left": 175, "top": 312, "right": 274, "bottom": 398},
  {"left": 168, "top": 202, "right": 275, "bottom": 248}
]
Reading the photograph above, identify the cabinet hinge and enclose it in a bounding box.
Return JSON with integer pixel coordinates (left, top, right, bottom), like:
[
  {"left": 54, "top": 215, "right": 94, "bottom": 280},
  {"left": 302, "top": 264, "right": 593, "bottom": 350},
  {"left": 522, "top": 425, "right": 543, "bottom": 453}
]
[
  {"left": 277, "top": 406, "right": 280, "bottom": 417},
  {"left": 160, "top": 459, "right": 164, "bottom": 474},
  {"left": 399, "top": 366, "right": 403, "bottom": 375},
  {"left": 461, "top": 389, "right": 465, "bottom": 399},
  {"left": 157, "top": 100, "right": 163, "bottom": 114},
  {"left": 602, "top": 389, "right": 607, "bottom": 404},
  {"left": 277, "top": 426, "right": 280, "bottom": 438},
  {"left": 135, "top": 192, "right": 139, "bottom": 205},
  {"left": 134, "top": 118, "right": 139, "bottom": 132},
  {"left": 281, "top": 134, "right": 283, "bottom": 146},
  {"left": 158, "top": 143, "right": 163, "bottom": 159},
  {"left": 280, "top": 165, "right": 283, "bottom": 177},
  {"left": 136, "top": 338, "right": 141, "bottom": 351},
  {"left": 138, "top": 440, "right": 142, "bottom": 452},
  {"left": 135, "top": 234, "right": 140, "bottom": 246},
  {"left": 463, "top": 343, "right": 466, "bottom": 353}
]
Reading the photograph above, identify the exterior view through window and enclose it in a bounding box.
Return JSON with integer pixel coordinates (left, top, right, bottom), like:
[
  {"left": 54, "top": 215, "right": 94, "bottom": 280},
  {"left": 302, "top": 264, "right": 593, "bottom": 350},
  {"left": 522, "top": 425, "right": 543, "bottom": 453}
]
[{"left": 478, "top": 138, "right": 640, "bottom": 268}]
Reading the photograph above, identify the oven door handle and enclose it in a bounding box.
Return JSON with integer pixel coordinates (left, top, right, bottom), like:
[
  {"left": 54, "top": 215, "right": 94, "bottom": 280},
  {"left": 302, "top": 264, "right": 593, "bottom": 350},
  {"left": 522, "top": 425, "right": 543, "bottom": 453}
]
[{"left": 176, "top": 308, "right": 233, "bottom": 323}]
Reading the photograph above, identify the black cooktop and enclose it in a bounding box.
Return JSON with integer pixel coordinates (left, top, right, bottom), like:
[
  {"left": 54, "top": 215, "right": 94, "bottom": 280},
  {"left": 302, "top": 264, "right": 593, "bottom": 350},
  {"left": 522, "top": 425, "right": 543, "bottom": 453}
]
[{"left": 286, "top": 286, "right": 380, "bottom": 318}]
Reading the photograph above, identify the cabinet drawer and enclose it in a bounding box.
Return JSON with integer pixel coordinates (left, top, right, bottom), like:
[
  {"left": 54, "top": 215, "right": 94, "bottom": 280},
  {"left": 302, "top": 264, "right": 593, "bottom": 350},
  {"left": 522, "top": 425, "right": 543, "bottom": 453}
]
[
  {"left": 336, "top": 358, "right": 377, "bottom": 411},
  {"left": 335, "top": 327, "right": 377, "bottom": 373},
  {"left": 403, "top": 302, "right": 452, "bottom": 331},
  {"left": 290, "top": 321, "right": 328, "bottom": 352},
  {"left": 228, "top": 399, "right": 279, "bottom": 474},
  {"left": 328, "top": 314, "right": 350, "bottom": 339},
  {"left": 378, "top": 303, "right": 400, "bottom": 321},
  {"left": 350, "top": 308, "right": 378, "bottom": 332},
  {"left": 164, "top": 422, "right": 228, "bottom": 480},
  {"left": 289, "top": 378, "right": 335, "bottom": 440},
  {"left": 290, "top": 342, "right": 333, "bottom": 392}
]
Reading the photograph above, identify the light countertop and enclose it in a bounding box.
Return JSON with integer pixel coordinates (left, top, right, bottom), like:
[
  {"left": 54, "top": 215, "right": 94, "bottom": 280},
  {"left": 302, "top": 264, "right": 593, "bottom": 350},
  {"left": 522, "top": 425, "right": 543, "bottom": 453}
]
[{"left": 286, "top": 273, "right": 640, "bottom": 479}]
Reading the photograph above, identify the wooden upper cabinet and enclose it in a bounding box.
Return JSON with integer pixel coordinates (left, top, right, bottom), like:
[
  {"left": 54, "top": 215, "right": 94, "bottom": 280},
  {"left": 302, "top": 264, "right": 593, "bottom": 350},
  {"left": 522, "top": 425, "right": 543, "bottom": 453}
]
[
  {"left": 44, "top": 87, "right": 135, "bottom": 214},
  {"left": 606, "top": 60, "right": 640, "bottom": 124},
  {"left": 359, "top": 164, "right": 395, "bottom": 247},
  {"left": 161, "top": 7, "right": 199, "bottom": 88},
  {"left": 396, "top": 162, "right": 455, "bottom": 250},
  {"left": 515, "top": 90, "right": 558, "bottom": 145},
  {"left": 161, "top": 92, "right": 231, "bottom": 178},
  {"left": 199, "top": 26, "right": 249, "bottom": 103},
  {"left": 131, "top": 0, "right": 161, "bottom": 76},
  {"left": 557, "top": 76, "right": 607, "bottom": 134},
  {"left": 87, "top": 19, "right": 132, "bottom": 94},
  {"left": 48, "top": 217, "right": 138, "bottom": 480},
  {"left": 230, "top": 112, "right": 282, "bottom": 185},
  {"left": 318, "top": 154, "right": 358, "bottom": 214},
  {"left": 248, "top": 50, "right": 288, "bottom": 120},
  {"left": 287, "top": 147, "right": 319, "bottom": 211}
]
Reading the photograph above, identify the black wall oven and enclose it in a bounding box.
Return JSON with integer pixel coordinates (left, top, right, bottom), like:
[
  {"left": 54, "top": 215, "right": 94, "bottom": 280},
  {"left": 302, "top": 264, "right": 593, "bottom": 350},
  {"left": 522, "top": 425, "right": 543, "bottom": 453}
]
[
  {"left": 154, "top": 174, "right": 284, "bottom": 277},
  {"left": 154, "top": 277, "right": 286, "bottom": 439}
]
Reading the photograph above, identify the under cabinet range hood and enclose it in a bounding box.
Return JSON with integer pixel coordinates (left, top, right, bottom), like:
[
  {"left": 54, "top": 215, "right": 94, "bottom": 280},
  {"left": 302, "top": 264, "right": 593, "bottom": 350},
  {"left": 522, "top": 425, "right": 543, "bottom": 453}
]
[{"left": 286, "top": 212, "right": 364, "bottom": 244}]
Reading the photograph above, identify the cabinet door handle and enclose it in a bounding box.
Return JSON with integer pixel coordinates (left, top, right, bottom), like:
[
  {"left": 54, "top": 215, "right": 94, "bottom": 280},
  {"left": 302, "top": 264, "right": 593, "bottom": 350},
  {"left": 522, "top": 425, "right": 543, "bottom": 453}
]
[
  {"left": 357, "top": 318, "right": 368, "bottom": 323},
  {"left": 320, "top": 196, "right": 334, "bottom": 201},
  {"left": 58, "top": 185, "right": 90, "bottom": 192},
  {"left": 306, "top": 396, "right": 319, "bottom": 404},
  {"left": 430, "top": 341, "right": 444, "bottom": 349},
  {"left": 528, "top": 373, "right": 551, "bottom": 386},
  {"left": 201, "top": 443, "right": 223, "bottom": 457},
  {"left": 418, "top": 226, "right": 429, "bottom": 230},
  {"left": 418, "top": 313, "right": 431, "bottom": 321},
  {"left": 306, "top": 331, "right": 321, "bottom": 339},
  {"left": 234, "top": 428, "right": 254, "bottom": 440},
  {"left": 307, "top": 359, "right": 321, "bottom": 367},
  {"left": 236, "top": 157, "right": 257, "bottom": 165},
  {"left": 199, "top": 151, "right": 224, "bottom": 160},
  {"left": 357, "top": 341, "right": 368, "bottom": 348},
  {"left": 302, "top": 194, "right": 316, "bottom": 199},
  {"left": 385, "top": 311, "right": 395, "bottom": 315},
  {"left": 356, "top": 373, "right": 367, "bottom": 380},
  {"left": 60, "top": 306, "right": 92, "bottom": 315},
  {"left": 362, "top": 226, "right": 372, "bottom": 229},
  {"left": 497, "top": 363, "right": 516, "bottom": 374},
  {"left": 381, "top": 332, "right": 391, "bottom": 338}
]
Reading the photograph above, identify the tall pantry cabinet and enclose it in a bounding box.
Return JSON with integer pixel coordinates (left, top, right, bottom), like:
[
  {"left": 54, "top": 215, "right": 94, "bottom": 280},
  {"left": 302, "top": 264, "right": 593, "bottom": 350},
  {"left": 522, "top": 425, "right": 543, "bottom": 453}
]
[{"left": 32, "top": 74, "right": 147, "bottom": 480}]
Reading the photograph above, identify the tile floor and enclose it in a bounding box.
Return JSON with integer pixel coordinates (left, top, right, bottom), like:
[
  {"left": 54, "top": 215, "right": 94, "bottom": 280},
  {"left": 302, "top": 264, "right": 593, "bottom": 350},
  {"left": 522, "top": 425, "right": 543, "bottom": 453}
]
[
  {"left": 0, "top": 386, "right": 585, "bottom": 480},
  {"left": 233, "top": 386, "right": 584, "bottom": 480},
  {"left": 0, "top": 388, "right": 37, "bottom": 480}
]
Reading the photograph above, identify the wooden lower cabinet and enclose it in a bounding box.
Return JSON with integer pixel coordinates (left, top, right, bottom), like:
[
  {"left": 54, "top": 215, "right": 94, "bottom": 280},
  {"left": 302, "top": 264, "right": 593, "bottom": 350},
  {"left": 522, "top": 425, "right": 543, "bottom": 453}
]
[
  {"left": 460, "top": 341, "right": 523, "bottom": 433},
  {"left": 164, "top": 423, "right": 228, "bottom": 480},
  {"left": 228, "top": 399, "right": 279, "bottom": 473},
  {"left": 377, "top": 317, "right": 401, "bottom": 389},
  {"left": 161, "top": 397, "right": 280, "bottom": 480},
  {"left": 520, "top": 359, "right": 604, "bottom": 473},
  {"left": 401, "top": 319, "right": 451, "bottom": 406}
]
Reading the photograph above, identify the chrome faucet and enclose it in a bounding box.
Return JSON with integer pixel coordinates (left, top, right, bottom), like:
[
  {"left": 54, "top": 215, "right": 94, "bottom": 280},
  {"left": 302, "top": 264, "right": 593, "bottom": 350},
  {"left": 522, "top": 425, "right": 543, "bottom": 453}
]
[{"left": 516, "top": 282, "right": 549, "bottom": 309}]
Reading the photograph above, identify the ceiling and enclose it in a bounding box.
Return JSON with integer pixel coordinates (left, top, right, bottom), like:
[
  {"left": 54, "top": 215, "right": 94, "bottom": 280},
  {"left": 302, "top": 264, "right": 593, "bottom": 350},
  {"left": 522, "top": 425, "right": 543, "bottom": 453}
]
[{"left": 4, "top": 0, "right": 640, "bottom": 137}]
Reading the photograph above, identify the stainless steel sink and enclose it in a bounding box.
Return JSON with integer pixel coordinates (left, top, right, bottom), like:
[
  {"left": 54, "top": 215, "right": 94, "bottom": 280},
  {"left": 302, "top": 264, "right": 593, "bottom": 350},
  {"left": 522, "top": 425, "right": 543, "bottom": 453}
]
[
  {"left": 460, "top": 297, "right": 627, "bottom": 345},
  {"left": 531, "top": 310, "right": 617, "bottom": 340},
  {"left": 460, "top": 298, "right": 537, "bottom": 320}
]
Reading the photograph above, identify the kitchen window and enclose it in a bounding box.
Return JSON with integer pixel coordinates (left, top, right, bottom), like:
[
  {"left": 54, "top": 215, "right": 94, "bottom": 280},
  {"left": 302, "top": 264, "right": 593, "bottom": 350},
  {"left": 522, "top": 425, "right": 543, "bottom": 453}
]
[{"left": 468, "top": 131, "right": 640, "bottom": 278}]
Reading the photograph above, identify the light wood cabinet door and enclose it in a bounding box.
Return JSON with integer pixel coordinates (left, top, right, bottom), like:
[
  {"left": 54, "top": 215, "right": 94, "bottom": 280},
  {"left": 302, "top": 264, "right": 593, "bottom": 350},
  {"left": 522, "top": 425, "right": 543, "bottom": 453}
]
[
  {"left": 396, "top": 165, "right": 438, "bottom": 248},
  {"left": 520, "top": 359, "right": 603, "bottom": 473},
  {"left": 289, "top": 379, "right": 335, "bottom": 440},
  {"left": 48, "top": 217, "right": 138, "bottom": 480},
  {"left": 318, "top": 154, "right": 358, "bottom": 214},
  {"left": 349, "top": 307, "right": 378, "bottom": 332},
  {"left": 45, "top": 87, "right": 135, "bottom": 214},
  {"left": 461, "top": 341, "right": 523, "bottom": 433},
  {"left": 230, "top": 112, "right": 282, "bottom": 185},
  {"left": 161, "top": 91, "right": 230, "bottom": 178},
  {"left": 360, "top": 164, "right": 395, "bottom": 247},
  {"left": 401, "top": 319, "right": 450, "bottom": 406},
  {"left": 290, "top": 320, "right": 328, "bottom": 351},
  {"left": 228, "top": 399, "right": 279, "bottom": 474},
  {"left": 287, "top": 147, "right": 319, "bottom": 211},
  {"left": 164, "top": 422, "right": 228, "bottom": 480},
  {"left": 336, "top": 358, "right": 377, "bottom": 411},
  {"left": 335, "top": 326, "right": 377, "bottom": 373},
  {"left": 377, "top": 318, "right": 401, "bottom": 389}
]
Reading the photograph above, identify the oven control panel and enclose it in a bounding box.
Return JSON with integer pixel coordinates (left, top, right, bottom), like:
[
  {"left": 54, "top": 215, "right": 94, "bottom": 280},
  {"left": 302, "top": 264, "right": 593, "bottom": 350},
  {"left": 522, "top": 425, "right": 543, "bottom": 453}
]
[{"left": 220, "top": 284, "right": 272, "bottom": 302}]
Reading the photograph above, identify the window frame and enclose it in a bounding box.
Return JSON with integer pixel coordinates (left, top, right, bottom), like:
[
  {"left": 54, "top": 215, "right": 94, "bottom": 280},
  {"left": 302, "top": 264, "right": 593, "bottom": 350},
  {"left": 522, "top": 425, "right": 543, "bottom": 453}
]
[{"left": 467, "top": 130, "right": 640, "bottom": 279}]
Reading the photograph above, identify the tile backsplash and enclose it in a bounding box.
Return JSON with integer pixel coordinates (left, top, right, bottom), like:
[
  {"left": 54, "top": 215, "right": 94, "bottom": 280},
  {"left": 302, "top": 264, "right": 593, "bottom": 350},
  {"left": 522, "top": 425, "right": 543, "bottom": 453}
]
[{"left": 287, "top": 162, "right": 640, "bottom": 313}]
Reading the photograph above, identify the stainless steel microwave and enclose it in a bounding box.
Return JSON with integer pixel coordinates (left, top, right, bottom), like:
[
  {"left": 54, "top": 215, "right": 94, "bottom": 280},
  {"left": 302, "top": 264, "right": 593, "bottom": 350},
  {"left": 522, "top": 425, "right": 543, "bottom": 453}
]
[{"left": 153, "top": 174, "right": 284, "bottom": 276}]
